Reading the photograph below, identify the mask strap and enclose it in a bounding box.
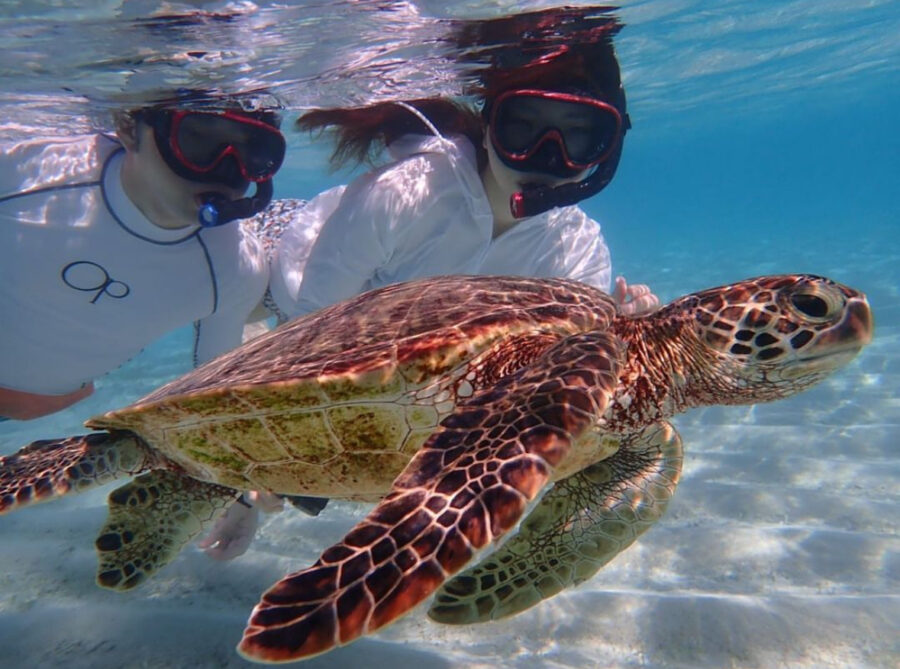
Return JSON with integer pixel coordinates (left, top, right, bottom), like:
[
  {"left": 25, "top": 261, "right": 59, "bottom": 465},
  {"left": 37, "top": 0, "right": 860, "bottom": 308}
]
[
  {"left": 393, "top": 101, "right": 451, "bottom": 145},
  {"left": 393, "top": 101, "right": 484, "bottom": 212}
]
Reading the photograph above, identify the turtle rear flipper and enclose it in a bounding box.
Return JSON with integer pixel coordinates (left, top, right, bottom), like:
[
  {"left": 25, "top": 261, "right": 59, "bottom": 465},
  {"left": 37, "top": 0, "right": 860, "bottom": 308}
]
[
  {"left": 429, "top": 421, "right": 683, "bottom": 624},
  {"left": 0, "top": 432, "right": 152, "bottom": 513},
  {"left": 238, "top": 330, "right": 622, "bottom": 663},
  {"left": 96, "top": 470, "right": 239, "bottom": 590}
]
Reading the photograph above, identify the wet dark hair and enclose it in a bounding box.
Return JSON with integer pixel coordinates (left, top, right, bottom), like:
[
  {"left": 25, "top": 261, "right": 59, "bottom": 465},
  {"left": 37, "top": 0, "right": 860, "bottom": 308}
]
[
  {"left": 129, "top": 102, "right": 281, "bottom": 130},
  {"left": 297, "top": 7, "right": 626, "bottom": 174},
  {"left": 479, "top": 42, "right": 625, "bottom": 113},
  {"left": 472, "top": 10, "right": 627, "bottom": 124},
  {"left": 460, "top": 6, "right": 624, "bottom": 98},
  {"left": 123, "top": 88, "right": 283, "bottom": 131},
  {"left": 297, "top": 99, "right": 485, "bottom": 171}
]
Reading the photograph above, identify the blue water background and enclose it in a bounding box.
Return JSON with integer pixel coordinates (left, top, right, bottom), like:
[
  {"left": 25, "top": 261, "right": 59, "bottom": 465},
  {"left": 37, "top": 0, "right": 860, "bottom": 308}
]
[{"left": 0, "top": 1, "right": 897, "bottom": 667}]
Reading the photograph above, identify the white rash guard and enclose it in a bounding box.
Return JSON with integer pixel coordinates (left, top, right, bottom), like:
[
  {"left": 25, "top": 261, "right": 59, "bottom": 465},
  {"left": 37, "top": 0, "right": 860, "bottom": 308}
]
[
  {"left": 269, "top": 134, "right": 612, "bottom": 318},
  {"left": 0, "top": 134, "right": 268, "bottom": 395}
]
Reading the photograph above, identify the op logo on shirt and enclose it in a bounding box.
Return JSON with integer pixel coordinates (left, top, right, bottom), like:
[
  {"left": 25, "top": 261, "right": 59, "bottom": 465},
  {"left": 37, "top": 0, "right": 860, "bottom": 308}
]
[{"left": 61, "top": 261, "right": 130, "bottom": 303}]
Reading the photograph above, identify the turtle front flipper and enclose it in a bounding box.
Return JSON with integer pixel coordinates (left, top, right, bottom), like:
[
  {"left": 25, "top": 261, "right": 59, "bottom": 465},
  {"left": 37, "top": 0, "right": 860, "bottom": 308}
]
[
  {"left": 0, "top": 432, "right": 153, "bottom": 514},
  {"left": 429, "top": 421, "right": 683, "bottom": 624},
  {"left": 96, "top": 469, "right": 240, "bottom": 590},
  {"left": 238, "top": 331, "right": 622, "bottom": 663}
]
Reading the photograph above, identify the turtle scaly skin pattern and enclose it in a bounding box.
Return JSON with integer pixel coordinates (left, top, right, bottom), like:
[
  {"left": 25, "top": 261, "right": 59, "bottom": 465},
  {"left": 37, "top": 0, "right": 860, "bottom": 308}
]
[{"left": 0, "top": 274, "right": 873, "bottom": 664}]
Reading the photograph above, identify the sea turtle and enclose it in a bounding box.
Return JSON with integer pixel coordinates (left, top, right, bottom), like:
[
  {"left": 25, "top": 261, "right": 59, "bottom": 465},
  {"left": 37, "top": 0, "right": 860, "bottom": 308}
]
[{"left": 0, "top": 273, "right": 872, "bottom": 663}]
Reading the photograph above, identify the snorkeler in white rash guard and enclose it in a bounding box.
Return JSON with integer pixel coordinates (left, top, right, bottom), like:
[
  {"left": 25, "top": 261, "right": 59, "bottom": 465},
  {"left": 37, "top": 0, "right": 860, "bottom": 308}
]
[
  {"left": 0, "top": 98, "right": 286, "bottom": 421},
  {"left": 268, "top": 24, "right": 656, "bottom": 321}
]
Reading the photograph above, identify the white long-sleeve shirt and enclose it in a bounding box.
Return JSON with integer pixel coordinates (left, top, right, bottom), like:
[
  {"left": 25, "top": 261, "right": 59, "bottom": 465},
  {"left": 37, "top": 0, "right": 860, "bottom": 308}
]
[
  {"left": 0, "top": 134, "right": 268, "bottom": 395},
  {"left": 269, "top": 134, "right": 611, "bottom": 318}
]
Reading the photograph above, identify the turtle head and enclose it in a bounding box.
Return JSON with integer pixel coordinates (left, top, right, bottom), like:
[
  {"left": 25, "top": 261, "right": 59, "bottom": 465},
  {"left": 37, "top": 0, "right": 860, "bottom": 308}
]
[{"left": 675, "top": 274, "right": 873, "bottom": 404}]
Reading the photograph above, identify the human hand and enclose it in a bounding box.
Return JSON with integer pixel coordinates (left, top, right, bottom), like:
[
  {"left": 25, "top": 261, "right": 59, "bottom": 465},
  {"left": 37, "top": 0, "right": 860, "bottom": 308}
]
[
  {"left": 197, "top": 491, "right": 283, "bottom": 561},
  {"left": 249, "top": 490, "right": 286, "bottom": 513},
  {"left": 613, "top": 276, "right": 660, "bottom": 316}
]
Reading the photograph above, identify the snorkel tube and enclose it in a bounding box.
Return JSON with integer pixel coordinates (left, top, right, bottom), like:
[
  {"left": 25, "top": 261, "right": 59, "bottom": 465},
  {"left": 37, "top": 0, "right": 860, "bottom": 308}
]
[
  {"left": 509, "top": 135, "right": 623, "bottom": 219},
  {"left": 198, "top": 179, "right": 274, "bottom": 227}
]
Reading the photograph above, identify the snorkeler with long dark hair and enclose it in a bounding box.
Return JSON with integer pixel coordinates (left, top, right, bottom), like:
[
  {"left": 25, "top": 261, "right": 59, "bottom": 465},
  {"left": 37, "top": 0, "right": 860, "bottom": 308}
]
[{"left": 266, "top": 11, "right": 656, "bottom": 322}]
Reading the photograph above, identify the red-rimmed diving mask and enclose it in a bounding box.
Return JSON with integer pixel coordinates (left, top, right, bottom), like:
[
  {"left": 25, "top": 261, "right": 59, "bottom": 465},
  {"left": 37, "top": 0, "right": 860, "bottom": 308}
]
[
  {"left": 139, "top": 107, "right": 286, "bottom": 226},
  {"left": 147, "top": 108, "right": 286, "bottom": 189},
  {"left": 488, "top": 89, "right": 623, "bottom": 178}
]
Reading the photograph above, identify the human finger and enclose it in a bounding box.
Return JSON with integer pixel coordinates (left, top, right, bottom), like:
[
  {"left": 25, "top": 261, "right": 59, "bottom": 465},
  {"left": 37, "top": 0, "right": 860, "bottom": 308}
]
[{"left": 613, "top": 275, "right": 627, "bottom": 303}]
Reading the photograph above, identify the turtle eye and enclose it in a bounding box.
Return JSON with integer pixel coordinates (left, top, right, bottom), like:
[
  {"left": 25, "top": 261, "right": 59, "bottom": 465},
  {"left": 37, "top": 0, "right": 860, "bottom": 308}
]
[
  {"left": 786, "top": 286, "right": 843, "bottom": 323},
  {"left": 791, "top": 294, "right": 828, "bottom": 318}
]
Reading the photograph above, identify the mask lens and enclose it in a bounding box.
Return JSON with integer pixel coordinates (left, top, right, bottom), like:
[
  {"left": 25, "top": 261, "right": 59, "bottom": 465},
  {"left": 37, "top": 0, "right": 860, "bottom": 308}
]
[
  {"left": 562, "top": 104, "right": 619, "bottom": 163},
  {"left": 492, "top": 92, "right": 621, "bottom": 168},
  {"left": 173, "top": 112, "right": 285, "bottom": 180},
  {"left": 494, "top": 101, "right": 540, "bottom": 153},
  {"left": 240, "top": 129, "right": 286, "bottom": 179}
]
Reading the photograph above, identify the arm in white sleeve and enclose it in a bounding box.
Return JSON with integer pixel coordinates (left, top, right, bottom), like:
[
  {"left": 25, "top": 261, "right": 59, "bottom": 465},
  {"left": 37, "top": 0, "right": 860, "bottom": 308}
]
[
  {"left": 557, "top": 207, "right": 613, "bottom": 293},
  {"left": 192, "top": 226, "right": 270, "bottom": 365},
  {"left": 271, "top": 148, "right": 477, "bottom": 318},
  {"left": 282, "top": 168, "right": 407, "bottom": 316}
]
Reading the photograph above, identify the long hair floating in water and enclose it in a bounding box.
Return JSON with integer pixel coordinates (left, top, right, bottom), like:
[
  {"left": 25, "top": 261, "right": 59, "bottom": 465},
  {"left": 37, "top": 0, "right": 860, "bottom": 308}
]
[{"left": 296, "top": 5, "right": 627, "bottom": 179}]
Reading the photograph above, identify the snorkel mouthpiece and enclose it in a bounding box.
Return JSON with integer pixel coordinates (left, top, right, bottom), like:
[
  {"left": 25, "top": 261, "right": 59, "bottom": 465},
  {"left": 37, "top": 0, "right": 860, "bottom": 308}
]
[
  {"left": 508, "top": 158, "right": 614, "bottom": 219},
  {"left": 509, "top": 166, "right": 612, "bottom": 219},
  {"left": 197, "top": 179, "right": 274, "bottom": 227}
]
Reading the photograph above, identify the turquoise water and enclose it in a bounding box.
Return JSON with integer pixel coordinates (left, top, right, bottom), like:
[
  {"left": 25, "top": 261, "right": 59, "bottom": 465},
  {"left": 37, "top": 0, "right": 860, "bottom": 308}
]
[{"left": 1, "top": 1, "right": 898, "bottom": 668}]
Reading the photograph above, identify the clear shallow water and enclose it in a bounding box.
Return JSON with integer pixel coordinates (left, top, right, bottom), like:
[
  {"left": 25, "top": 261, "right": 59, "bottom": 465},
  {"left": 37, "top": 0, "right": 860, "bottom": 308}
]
[{"left": 1, "top": 1, "right": 898, "bottom": 668}]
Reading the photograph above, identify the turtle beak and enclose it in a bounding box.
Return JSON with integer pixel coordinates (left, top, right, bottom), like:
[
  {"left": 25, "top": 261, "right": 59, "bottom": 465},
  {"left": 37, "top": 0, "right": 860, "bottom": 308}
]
[
  {"left": 813, "top": 293, "right": 873, "bottom": 354},
  {"left": 848, "top": 294, "right": 874, "bottom": 346},
  {"left": 782, "top": 292, "right": 873, "bottom": 380}
]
